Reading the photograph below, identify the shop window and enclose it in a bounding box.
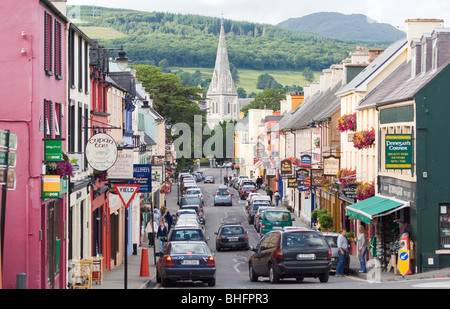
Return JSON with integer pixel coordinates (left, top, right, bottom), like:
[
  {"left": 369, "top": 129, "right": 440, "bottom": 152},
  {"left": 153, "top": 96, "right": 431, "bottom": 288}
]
[{"left": 440, "top": 204, "right": 450, "bottom": 249}]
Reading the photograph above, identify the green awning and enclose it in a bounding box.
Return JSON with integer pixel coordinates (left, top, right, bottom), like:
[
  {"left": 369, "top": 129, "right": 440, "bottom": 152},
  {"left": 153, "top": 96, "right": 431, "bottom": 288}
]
[{"left": 346, "top": 195, "right": 409, "bottom": 225}]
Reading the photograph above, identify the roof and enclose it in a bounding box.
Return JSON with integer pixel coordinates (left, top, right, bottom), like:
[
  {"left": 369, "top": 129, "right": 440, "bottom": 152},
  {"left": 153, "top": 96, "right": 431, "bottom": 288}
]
[{"left": 336, "top": 38, "right": 408, "bottom": 96}]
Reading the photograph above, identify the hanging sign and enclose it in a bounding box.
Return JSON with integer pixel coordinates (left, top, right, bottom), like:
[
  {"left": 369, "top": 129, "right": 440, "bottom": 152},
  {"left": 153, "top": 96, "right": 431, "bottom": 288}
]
[
  {"left": 129, "top": 164, "right": 152, "bottom": 193},
  {"left": 280, "top": 159, "right": 292, "bottom": 175},
  {"left": 85, "top": 133, "right": 118, "bottom": 171},
  {"left": 323, "top": 155, "right": 340, "bottom": 176},
  {"left": 44, "top": 139, "right": 62, "bottom": 161},
  {"left": 301, "top": 155, "right": 311, "bottom": 167},
  {"left": 114, "top": 184, "right": 140, "bottom": 208},
  {"left": 42, "top": 175, "right": 61, "bottom": 199},
  {"left": 311, "top": 169, "right": 324, "bottom": 187}
]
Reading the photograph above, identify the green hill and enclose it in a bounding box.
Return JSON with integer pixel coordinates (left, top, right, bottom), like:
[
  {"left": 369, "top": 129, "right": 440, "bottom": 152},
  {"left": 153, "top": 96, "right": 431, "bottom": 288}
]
[{"left": 70, "top": 5, "right": 387, "bottom": 73}]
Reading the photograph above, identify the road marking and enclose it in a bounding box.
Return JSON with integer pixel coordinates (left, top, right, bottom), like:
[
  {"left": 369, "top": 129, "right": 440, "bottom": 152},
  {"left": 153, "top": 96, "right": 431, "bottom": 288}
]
[{"left": 412, "top": 280, "right": 450, "bottom": 288}]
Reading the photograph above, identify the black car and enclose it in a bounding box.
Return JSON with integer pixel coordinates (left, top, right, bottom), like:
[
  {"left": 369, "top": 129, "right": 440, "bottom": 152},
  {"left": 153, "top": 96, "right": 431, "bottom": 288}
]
[
  {"left": 248, "top": 229, "right": 331, "bottom": 283},
  {"left": 215, "top": 224, "right": 249, "bottom": 251},
  {"left": 156, "top": 241, "right": 216, "bottom": 287}
]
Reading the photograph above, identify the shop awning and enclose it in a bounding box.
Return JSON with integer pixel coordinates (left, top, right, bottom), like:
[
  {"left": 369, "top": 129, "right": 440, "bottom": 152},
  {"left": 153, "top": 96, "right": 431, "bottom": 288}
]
[{"left": 346, "top": 195, "right": 410, "bottom": 225}]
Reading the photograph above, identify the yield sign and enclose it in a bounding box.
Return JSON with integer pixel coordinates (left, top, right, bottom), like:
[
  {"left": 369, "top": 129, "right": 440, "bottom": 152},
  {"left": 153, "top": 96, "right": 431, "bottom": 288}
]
[{"left": 114, "top": 184, "right": 140, "bottom": 208}]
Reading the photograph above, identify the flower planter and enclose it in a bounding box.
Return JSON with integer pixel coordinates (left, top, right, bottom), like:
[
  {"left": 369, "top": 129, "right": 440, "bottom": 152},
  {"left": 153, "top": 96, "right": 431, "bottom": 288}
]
[
  {"left": 356, "top": 182, "right": 375, "bottom": 201},
  {"left": 352, "top": 129, "right": 375, "bottom": 149},
  {"left": 337, "top": 113, "right": 357, "bottom": 132}
]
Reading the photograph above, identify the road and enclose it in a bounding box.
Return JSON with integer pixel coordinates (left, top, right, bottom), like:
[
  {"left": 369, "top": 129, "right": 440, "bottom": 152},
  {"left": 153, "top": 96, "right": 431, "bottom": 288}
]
[{"left": 150, "top": 167, "right": 450, "bottom": 290}]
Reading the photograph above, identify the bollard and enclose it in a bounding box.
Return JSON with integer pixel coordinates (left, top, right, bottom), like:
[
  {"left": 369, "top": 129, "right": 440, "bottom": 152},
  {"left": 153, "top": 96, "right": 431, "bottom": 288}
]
[{"left": 16, "top": 273, "right": 26, "bottom": 289}]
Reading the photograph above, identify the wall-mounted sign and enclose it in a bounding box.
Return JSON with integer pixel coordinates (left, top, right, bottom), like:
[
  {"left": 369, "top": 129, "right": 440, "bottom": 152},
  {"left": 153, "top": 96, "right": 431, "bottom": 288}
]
[
  {"left": 296, "top": 168, "right": 309, "bottom": 181},
  {"left": 342, "top": 183, "right": 358, "bottom": 200},
  {"left": 280, "top": 159, "right": 292, "bottom": 175},
  {"left": 301, "top": 155, "right": 311, "bottom": 167},
  {"left": 129, "top": 164, "right": 152, "bottom": 193},
  {"left": 311, "top": 169, "right": 324, "bottom": 187},
  {"left": 323, "top": 156, "right": 340, "bottom": 176},
  {"left": 108, "top": 149, "right": 134, "bottom": 179},
  {"left": 45, "top": 139, "right": 62, "bottom": 161},
  {"left": 287, "top": 178, "right": 299, "bottom": 188},
  {"left": 385, "top": 134, "right": 412, "bottom": 169},
  {"left": 42, "top": 175, "right": 61, "bottom": 199},
  {"left": 85, "top": 133, "right": 118, "bottom": 171}
]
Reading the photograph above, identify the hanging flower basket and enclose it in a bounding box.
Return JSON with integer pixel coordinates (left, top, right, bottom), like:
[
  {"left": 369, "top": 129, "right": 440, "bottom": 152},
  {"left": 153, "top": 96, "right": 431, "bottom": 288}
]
[
  {"left": 93, "top": 170, "right": 107, "bottom": 182},
  {"left": 336, "top": 168, "right": 356, "bottom": 187},
  {"left": 352, "top": 129, "right": 375, "bottom": 149},
  {"left": 321, "top": 178, "right": 336, "bottom": 191},
  {"left": 46, "top": 153, "right": 73, "bottom": 179},
  {"left": 337, "top": 113, "right": 357, "bottom": 132},
  {"left": 356, "top": 182, "right": 375, "bottom": 201}
]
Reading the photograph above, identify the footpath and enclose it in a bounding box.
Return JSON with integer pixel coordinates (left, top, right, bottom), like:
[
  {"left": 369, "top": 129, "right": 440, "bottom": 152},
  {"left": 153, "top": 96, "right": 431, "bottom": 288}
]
[{"left": 92, "top": 185, "right": 450, "bottom": 289}]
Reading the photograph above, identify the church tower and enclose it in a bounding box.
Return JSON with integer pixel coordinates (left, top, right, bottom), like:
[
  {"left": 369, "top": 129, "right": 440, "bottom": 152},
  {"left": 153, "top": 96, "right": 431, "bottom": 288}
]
[{"left": 206, "top": 21, "right": 239, "bottom": 129}]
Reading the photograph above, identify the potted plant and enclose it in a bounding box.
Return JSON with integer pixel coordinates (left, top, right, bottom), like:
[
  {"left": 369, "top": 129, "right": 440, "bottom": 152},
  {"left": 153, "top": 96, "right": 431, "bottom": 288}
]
[
  {"left": 352, "top": 129, "right": 375, "bottom": 149},
  {"left": 314, "top": 137, "right": 320, "bottom": 147},
  {"left": 337, "top": 113, "right": 357, "bottom": 132},
  {"left": 46, "top": 153, "right": 73, "bottom": 179}
]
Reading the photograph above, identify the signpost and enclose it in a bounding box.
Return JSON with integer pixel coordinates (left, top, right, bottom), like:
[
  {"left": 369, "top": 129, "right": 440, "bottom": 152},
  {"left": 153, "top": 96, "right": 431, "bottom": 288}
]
[{"left": 114, "top": 184, "right": 140, "bottom": 289}]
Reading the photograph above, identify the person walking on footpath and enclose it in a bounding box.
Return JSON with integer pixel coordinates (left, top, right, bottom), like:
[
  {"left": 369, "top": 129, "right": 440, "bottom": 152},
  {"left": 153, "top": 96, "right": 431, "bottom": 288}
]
[
  {"left": 274, "top": 190, "right": 281, "bottom": 207},
  {"left": 357, "top": 225, "right": 368, "bottom": 273},
  {"left": 157, "top": 219, "right": 169, "bottom": 253},
  {"left": 145, "top": 219, "right": 154, "bottom": 247},
  {"left": 164, "top": 211, "right": 173, "bottom": 230},
  {"left": 267, "top": 188, "right": 273, "bottom": 205},
  {"left": 336, "top": 229, "right": 348, "bottom": 277}
]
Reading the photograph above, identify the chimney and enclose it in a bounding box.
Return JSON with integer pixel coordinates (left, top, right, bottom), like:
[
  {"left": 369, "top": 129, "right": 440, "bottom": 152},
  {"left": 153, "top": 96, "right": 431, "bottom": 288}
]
[
  {"left": 406, "top": 19, "right": 443, "bottom": 60},
  {"left": 368, "top": 49, "right": 384, "bottom": 62}
]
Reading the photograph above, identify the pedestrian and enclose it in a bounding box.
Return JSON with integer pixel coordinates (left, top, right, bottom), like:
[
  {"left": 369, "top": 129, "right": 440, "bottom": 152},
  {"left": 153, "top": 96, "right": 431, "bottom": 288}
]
[
  {"left": 256, "top": 176, "right": 263, "bottom": 189},
  {"left": 153, "top": 208, "right": 160, "bottom": 226},
  {"left": 224, "top": 175, "right": 228, "bottom": 185},
  {"left": 267, "top": 188, "right": 273, "bottom": 205},
  {"left": 274, "top": 190, "right": 281, "bottom": 206},
  {"left": 164, "top": 211, "right": 173, "bottom": 230},
  {"left": 357, "top": 225, "right": 368, "bottom": 273},
  {"left": 336, "top": 229, "right": 348, "bottom": 277},
  {"left": 145, "top": 219, "right": 154, "bottom": 247},
  {"left": 157, "top": 219, "right": 169, "bottom": 253}
]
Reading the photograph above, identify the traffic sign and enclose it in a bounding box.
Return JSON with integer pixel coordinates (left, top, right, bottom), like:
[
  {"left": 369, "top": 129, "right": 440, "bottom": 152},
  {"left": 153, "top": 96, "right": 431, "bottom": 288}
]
[
  {"left": 114, "top": 184, "right": 140, "bottom": 208},
  {"left": 398, "top": 249, "right": 410, "bottom": 276}
]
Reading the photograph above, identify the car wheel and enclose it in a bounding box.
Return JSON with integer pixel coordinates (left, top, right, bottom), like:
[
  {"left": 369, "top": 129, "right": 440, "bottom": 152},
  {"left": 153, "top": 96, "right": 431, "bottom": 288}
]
[
  {"left": 249, "top": 264, "right": 258, "bottom": 282},
  {"left": 319, "top": 272, "right": 329, "bottom": 283},
  {"left": 269, "top": 264, "right": 280, "bottom": 283},
  {"left": 208, "top": 278, "right": 216, "bottom": 287}
]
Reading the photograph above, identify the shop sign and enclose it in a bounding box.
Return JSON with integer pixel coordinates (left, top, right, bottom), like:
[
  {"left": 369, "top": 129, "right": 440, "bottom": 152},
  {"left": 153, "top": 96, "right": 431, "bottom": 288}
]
[
  {"left": 385, "top": 134, "right": 412, "bottom": 169},
  {"left": 296, "top": 168, "right": 309, "bottom": 181},
  {"left": 311, "top": 169, "right": 324, "bottom": 187},
  {"left": 129, "top": 164, "right": 152, "bottom": 193},
  {"left": 85, "top": 133, "right": 118, "bottom": 171},
  {"left": 107, "top": 149, "right": 134, "bottom": 179},
  {"left": 44, "top": 139, "right": 62, "bottom": 162},
  {"left": 287, "top": 178, "right": 299, "bottom": 188},
  {"left": 323, "top": 155, "right": 340, "bottom": 176},
  {"left": 42, "top": 175, "right": 61, "bottom": 199},
  {"left": 342, "top": 183, "right": 358, "bottom": 199},
  {"left": 280, "top": 159, "right": 292, "bottom": 175},
  {"left": 301, "top": 155, "right": 311, "bottom": 167},
  {"left": 266, "top": 169, "right": 276, "bottom": 176}
]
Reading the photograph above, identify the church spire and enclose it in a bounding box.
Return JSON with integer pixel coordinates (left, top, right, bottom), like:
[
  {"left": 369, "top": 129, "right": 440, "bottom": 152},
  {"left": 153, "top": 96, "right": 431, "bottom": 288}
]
[{"left": 207, "top": 21, "right": 238, "bottom": 96}]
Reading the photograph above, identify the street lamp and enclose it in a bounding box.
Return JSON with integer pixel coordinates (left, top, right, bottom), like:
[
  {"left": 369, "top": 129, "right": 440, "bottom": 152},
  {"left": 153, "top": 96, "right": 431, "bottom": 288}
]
[{"left": 114, "top": 51, "right": 132, "bottom": 72}]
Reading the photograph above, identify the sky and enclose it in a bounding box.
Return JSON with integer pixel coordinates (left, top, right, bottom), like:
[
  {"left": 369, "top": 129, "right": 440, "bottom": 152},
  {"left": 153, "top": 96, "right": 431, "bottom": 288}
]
[{"left": 66, "top": 0, "right": 450, "bottom": 31}]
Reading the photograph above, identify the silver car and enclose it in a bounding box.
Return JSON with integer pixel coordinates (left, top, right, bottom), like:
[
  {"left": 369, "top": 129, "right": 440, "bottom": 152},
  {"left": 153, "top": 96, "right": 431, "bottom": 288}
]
[{"left": 214, "top": 185, "right": 232, "bottom": 206}]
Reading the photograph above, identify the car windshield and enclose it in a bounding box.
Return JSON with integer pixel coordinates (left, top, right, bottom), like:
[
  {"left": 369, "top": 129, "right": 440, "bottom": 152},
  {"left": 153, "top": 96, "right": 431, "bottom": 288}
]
[
  {"left": 172, "top": 229, "right": 203, "bottom": 241},
  {"left": 221, "top": 226, "right": 244, "bottom": 235},
  {"left": 324, "top": 236, "right": 338, "bottom": 248},
  {"left": 181, "top": 197, "right": 201, "bottom": 205},
  {"left": 170, "top": 243, "right": 209, "bottom": 255},
  {"left": 282, "top": 232, "right": 329, "bottom": 249},
  {"left": 264, "top": 211, "right": 291, "bottom": 222}
]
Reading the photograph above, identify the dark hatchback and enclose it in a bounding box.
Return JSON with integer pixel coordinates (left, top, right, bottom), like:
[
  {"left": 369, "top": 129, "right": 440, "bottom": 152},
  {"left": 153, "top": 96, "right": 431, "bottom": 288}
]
[
  {"left": 156, "top": 241, "right": 216, "bottom": 287},
  {"left": 215, "top": 224, "right": 249, "bottom": 251},
  {"left": 248, "top": 230, "right": 331, "bottom": 283}
]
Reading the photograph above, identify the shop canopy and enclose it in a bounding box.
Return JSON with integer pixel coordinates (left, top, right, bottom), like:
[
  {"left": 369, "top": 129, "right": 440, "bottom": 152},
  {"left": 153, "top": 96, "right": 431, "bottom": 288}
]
[{"left": 346, "top": 195, "right": 410, "bottom": 225}]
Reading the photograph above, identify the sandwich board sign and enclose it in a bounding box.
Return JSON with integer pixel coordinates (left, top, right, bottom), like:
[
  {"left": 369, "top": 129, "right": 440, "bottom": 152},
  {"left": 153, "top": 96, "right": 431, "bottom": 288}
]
[{"left": 114, "top": 184, "right": 140, "bottom": 208}]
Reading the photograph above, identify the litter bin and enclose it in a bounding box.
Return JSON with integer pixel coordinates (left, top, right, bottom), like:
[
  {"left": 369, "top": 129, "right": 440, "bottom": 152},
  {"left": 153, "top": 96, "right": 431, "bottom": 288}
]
[{"left": 422, "top": 253, "right": 439, "bottom": 272}]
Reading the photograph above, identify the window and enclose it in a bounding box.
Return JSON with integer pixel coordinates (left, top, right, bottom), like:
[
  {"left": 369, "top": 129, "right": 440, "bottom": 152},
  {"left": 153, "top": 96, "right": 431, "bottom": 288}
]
[
  {"left": 54, "top": 20, "right": 62, "bottom": 79},
  {"left": 69, "top": 29, "right": 75, "bottom": 88},
  {"left": 78, "top": 36, "right": 83, "bottom": 92},
  {"left": 432, "top": 39, "right": 438, "bottom": 70},
  {"left": 440, "top": 204, "right": 450, "bottom": 249},
  {"left": 44, "top": 100, "right": 63, "bottom": 140},
  {"left": 44, "top": 100, "right": 53, "bottom": 139},
  {"left": 44, "top": 12, "right": 53, "bottom": 75}
]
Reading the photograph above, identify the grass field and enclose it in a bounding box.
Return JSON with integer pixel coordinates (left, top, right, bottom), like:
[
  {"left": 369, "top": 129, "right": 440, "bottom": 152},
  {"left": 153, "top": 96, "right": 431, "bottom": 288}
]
[
  {"left": 170, "top": 67, "right": 320, "bottom": 95},
  {"left": 79, "top": 26, "right": 128, "bottom": 40}
]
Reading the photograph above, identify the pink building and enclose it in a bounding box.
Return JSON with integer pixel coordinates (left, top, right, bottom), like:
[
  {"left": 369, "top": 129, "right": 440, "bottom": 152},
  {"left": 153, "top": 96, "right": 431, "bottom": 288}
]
[{"left": 0, "top": 1, "right": 67, "bottom": 288}]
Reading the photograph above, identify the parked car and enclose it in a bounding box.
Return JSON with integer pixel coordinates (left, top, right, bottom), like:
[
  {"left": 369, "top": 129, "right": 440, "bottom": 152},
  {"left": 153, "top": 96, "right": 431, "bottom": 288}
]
[
  {"left": 156, "top": 241, "right": 216, "bottom": 287},
  {"left": 253, "top": 206, "right": 275, "bottom": 231},
  {"left": 246, "top": 192, "right": 261, "bottom": 210},
  {"left": 168, "top": 224, "right": 208, "bottom": 242},
  {"left": 185, "top": 187, "right": 204, "bottom": 204},
  {"left": 204, "top": 176, "right": 215, "bottom": 183},
  {"left": 259, "top": 210, "right": 295, "bottom": 235},
  {"left": 181, "top": 205, "right": 205, "bottom": 225},
  {"left": 322, "top": 232, "right": 350, "bottom": 274},
  {"left": 248, "top": 203, "right": 272, "bottom": 225},
  {"left": 214, "top": 185, "right": 233, "bottom": 206},
  {"left": 173, "top": 209, "right": 197, "bottom": 223},
  {"left": 215, "top": 223, "right": 249, "bottom": 251},
  {"left": 239, "top": 184, "right": 257, "bottom": 200},
  {"left": 248, "top": 230, "right": 331, "bottom": 283}
]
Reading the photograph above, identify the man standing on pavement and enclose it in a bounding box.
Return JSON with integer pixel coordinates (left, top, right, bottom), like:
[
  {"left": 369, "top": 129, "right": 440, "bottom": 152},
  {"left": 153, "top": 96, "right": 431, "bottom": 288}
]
[{"left": 336, "top": 229, "right": 348, "bottom": 277}]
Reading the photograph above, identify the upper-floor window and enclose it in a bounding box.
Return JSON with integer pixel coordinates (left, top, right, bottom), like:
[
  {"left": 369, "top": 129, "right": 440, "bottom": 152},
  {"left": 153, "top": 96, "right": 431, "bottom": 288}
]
[
  {"left": 44, "top": 100, "right": 63, "bottom": 140},
  {"left": 44, "top": 11, "right": 62, "bottom": 80},
  {"left": 432, "top": 39, "right": 438, "bottom": 70},
  {"left": 44, "top": 12, "right": 53, "bottom": 75}
]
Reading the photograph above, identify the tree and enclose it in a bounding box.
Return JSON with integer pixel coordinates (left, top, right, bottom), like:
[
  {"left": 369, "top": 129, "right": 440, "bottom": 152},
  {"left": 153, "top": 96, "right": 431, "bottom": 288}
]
[
  {"left": 302, "top": 67, "right": 314, "bottom": 82},
  {"left": 240, "top": 88, "right": 286, "bottom": 115},
  {"left": 256, "top": 73, "right": 282, "bottom": 90}
]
